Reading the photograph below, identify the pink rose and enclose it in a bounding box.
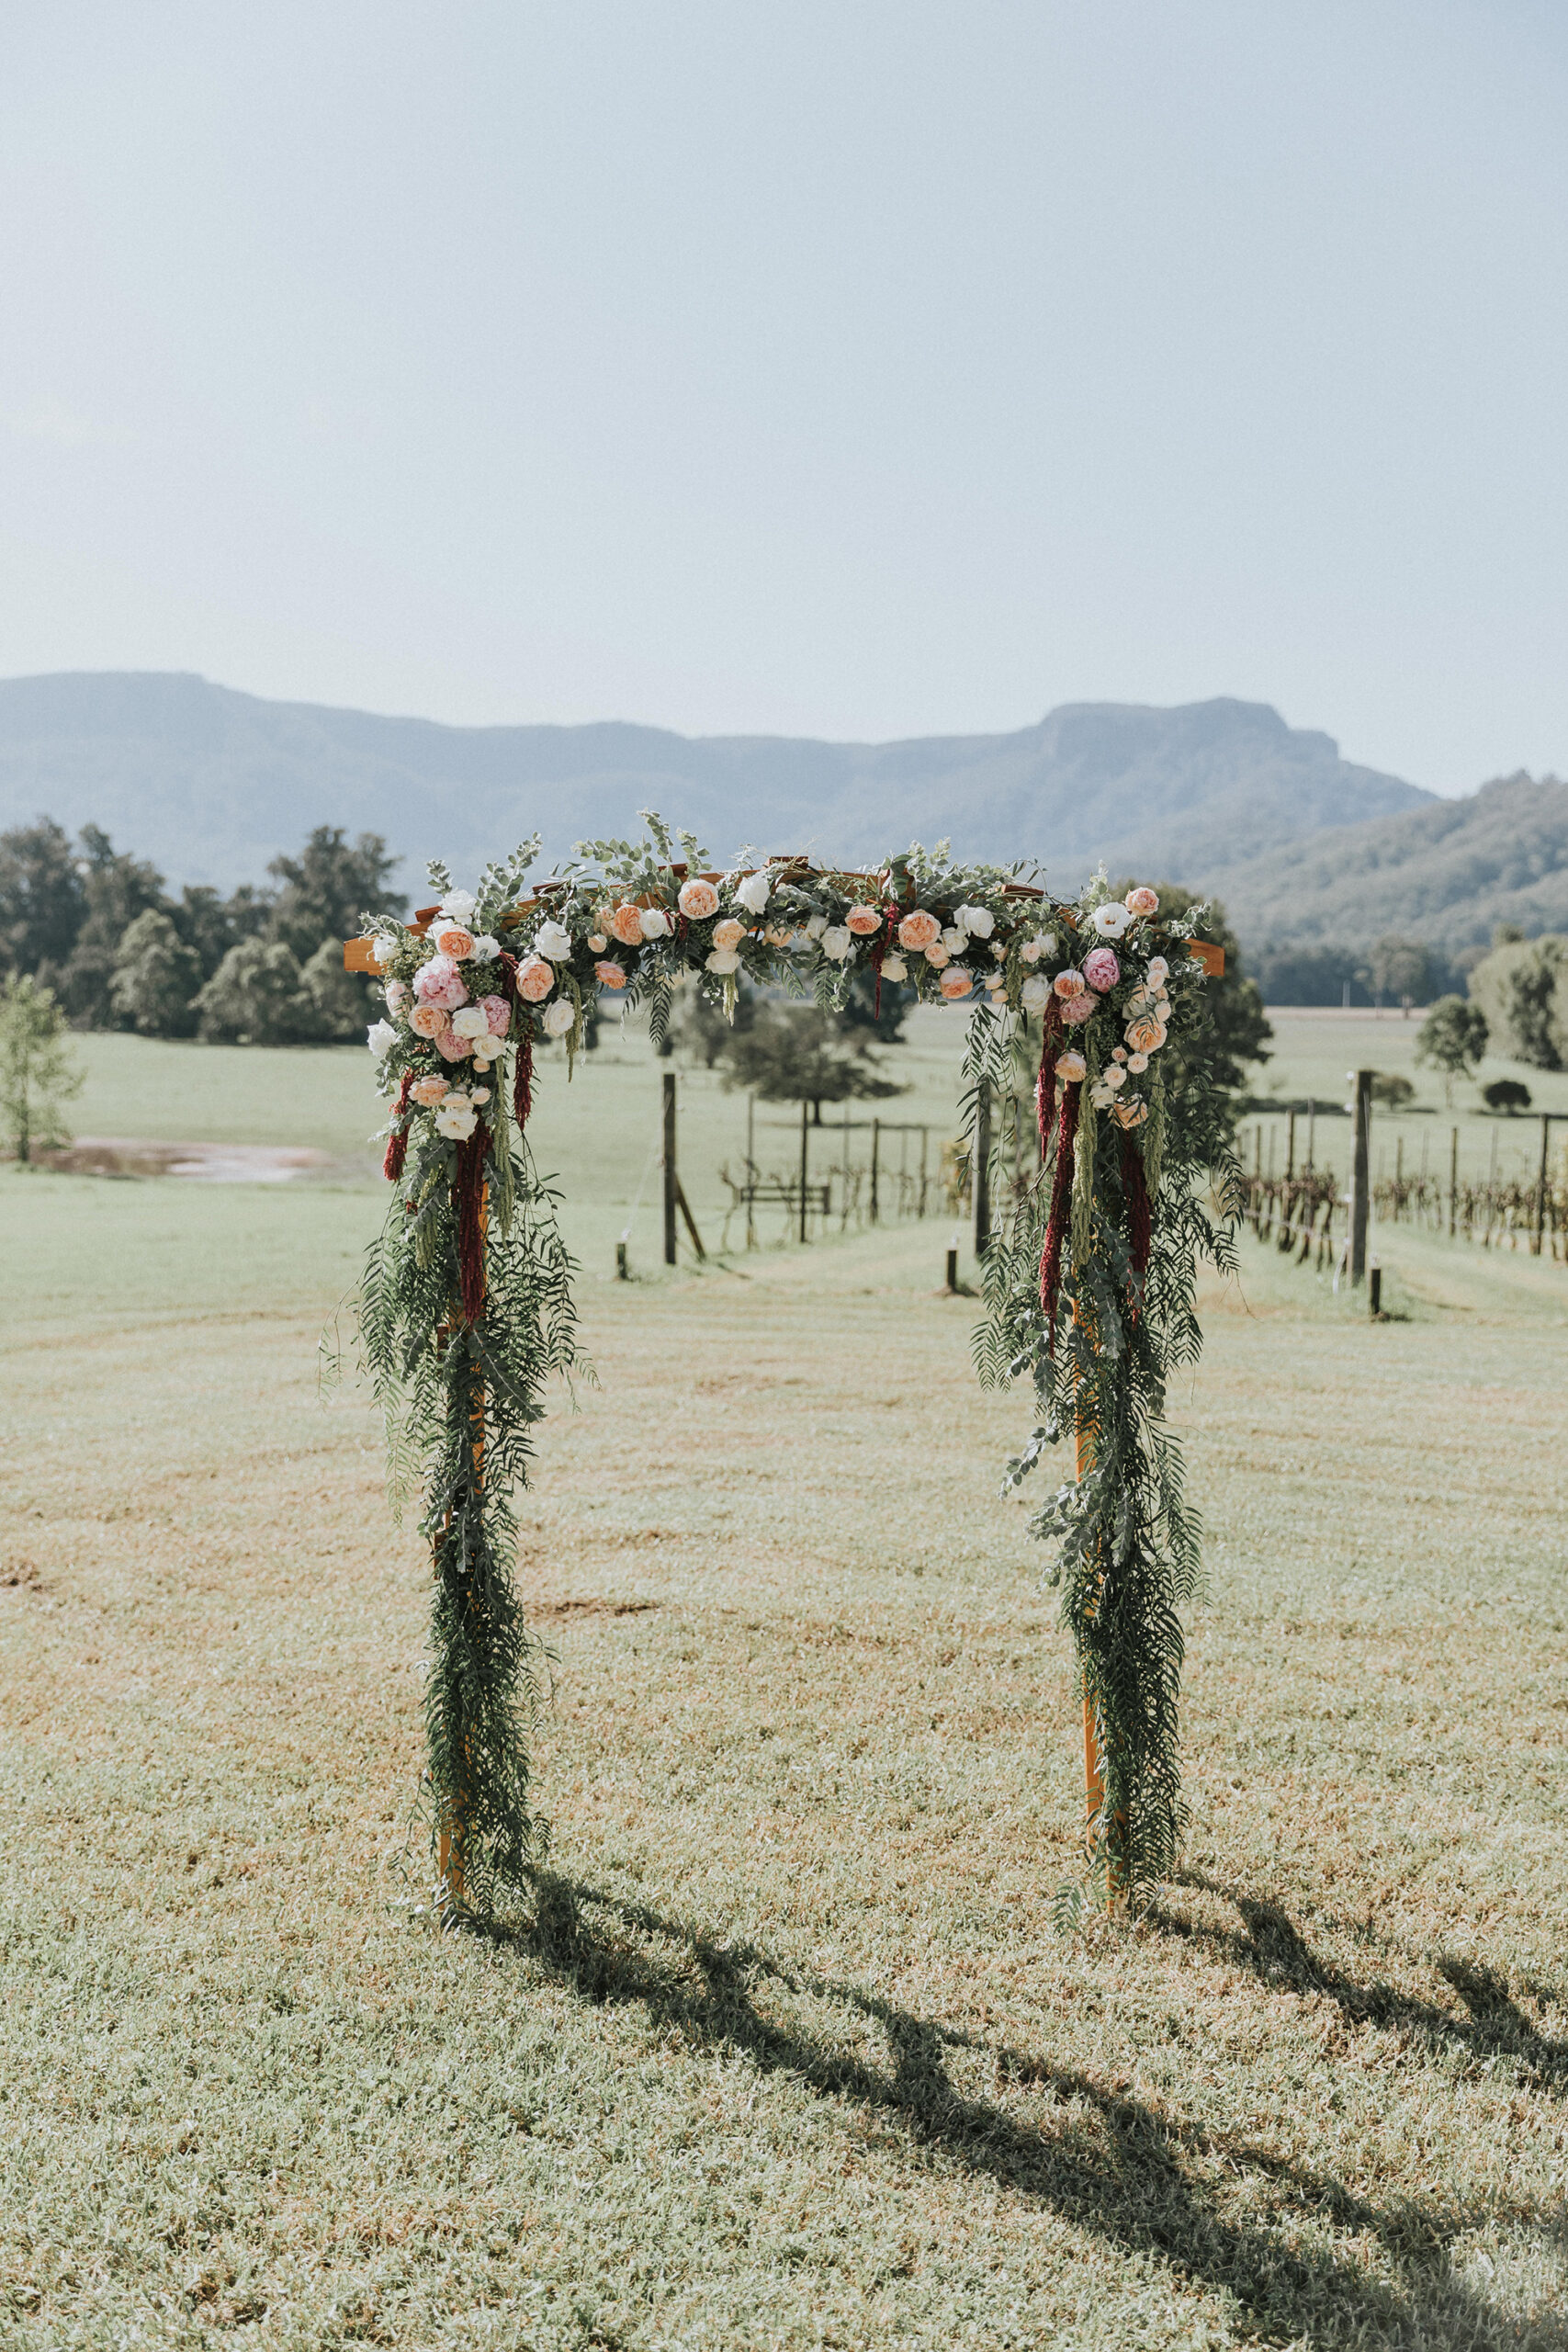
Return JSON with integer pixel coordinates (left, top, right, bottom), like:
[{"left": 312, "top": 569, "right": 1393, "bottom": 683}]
[
  {"left": 595, "top": 959, "right": 628, "bottom": 989},
  {"left": 515, "top": 956, "right": 555, "bottom": 1002},
  {"left": 846, "top": 904, "right": 881, "bottom": 935},
  {"left": 385, "top": 979, "right": 408, "bottom": 1012},
  {"left": 1061, "top": 992, "right": 1098, "bottom": 1025},
  {"left": 411, "top": 1075, "right": 449, "bottom": 1106},
  {"left": 712, "top": 918, "right": 745, "bottom": 951},
  {"left": 431, "top": 922, "right": 476, "bottom": 960},
  {"left": 412, "top": 955, "right": 468, "bottom": 1012},
  {"left": 897, "top": 910, "right": 940, "bottom": 951},
  {"left": 1082, "top": 947, "right": 1120, "bottom": 993},
  {"left": 610, "top": 902, "right": 645, "bottom": 946},
  {"left": 1123, "top": 887, "right": 1159, "bottom": 918},
  {"left": 677, "top": 876, "right": 720, "bottom": 921},
  {"left": 435, "top": 1027, "right": 472, "bottom": 1060},
  {"left": 479, "top": 993, "right": 510, "bottom": 1037},
  {"left": 1053, "top": 968, "right": 1085, "bottom": 1000},
  {"left": 938, "top": 967, "right": 972, "bottom": 1000},
  {"left": 408, "top": 1001, "right": 448, "bottom": 1040}
]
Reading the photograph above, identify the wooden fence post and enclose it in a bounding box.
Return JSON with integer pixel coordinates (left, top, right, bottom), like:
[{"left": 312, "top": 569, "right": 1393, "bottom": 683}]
[
  {"left": 1536, "top": 1114, "right": 1551, "bottom": 1259},
  {"left": 662, "top": 1073, "right": 678, "bottom": 1266},
  {"left": 1350, "top": 1069, "right": 1372, "bottom": 1286},
  {"left": 1450, "top": 1125, "right": 1459, "bottom": 1238},
  {"left": 870, "top": 1117, "right": 881, "bottom": 1224},
  {"left": 799, "top": 1102, "right": 809, "bottom": 1244}
]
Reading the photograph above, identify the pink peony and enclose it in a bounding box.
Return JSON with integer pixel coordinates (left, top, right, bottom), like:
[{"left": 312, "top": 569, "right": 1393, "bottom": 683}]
[
  {"left": 1061, "top": 992, "right": 1098, "bottom": 1025},
  {"left": 677, "top": 876, "right": 720, "bottom": 921},
  {"left": 1123, "top": 887, "right": 1159, "bottom": 918},
  {"left": 434, "top": 1027, "right": 473, "bottom": 1060},
  {"left": 515, "top": 955, "right": 555, "bottom": 1002},
  {"left": 431, "top": 922, "right": 476, "bottom": 960},
  {"left": 846, "top": 904, "right": 882, "bottom": 935},
  {"left": 412, "top": 955, "right": 468, "bottom": 1012},
  {"left": 385, "top": 978, "right": 408, "bottom": 1012},
  {"left": 938, "top": 967, "right": 972, "bottom": 1000},
  {"left": 409, "top": 1001, "right": 449, "bottom": 1040},
  {"left": 897, "top": 909, "right": 940, "bottom": 951},
  {"left": 1082, "top": 946, "right": 1120, "bottom": 993},
  {"left": 610, "top": 902, "right": 645, "bottom": 946},
  {"left": 595, "top": 959, "right": 628, "bottom": 989},
  {"left": 479, "top": 993, "right": 510, "bottom": 1036},
  {"left": 411, "top": 1074, "right": 450, "bottom": 1105},
  {"left": 1053, "top": 968, "right": 1085, "bottom": 999}
]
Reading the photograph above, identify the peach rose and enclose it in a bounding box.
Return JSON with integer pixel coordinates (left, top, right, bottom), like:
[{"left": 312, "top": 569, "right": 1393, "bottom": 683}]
[
  {"left": 595, "top": 959, "right": 628, "bottom": 989},
  {"left": 678, "top": 876, "right": 720, "bottom": 921},
  {"left": 897, "top": 910, "right": 940, "bottom": 951},
  {"left": 938, "top": 967, "right": 972, "bottom": 1000},
  {"left": 1055, "top": 1048, "right": 1088, "bottom": 1084},
  {"left": 1111, "top": 1096, "right": 1149, "bottom": 1128},
  {"left": 610, "top": 903, "right": 645, "bottom": 947},
  {"left": 1145, "top": 956, "right": 1169, "bottom": 986},
  {"left": 846, "top": 904, "right": 881, "bottom": 935},
  {"left": 408, "top": 1001, "right": 448, "bottom": 1039},
  {"left": 1125, "top": 1011, "right": 1164, "bottom": 1055},
  {"left": 588, "top": 933, "right": 608, "bottom": 954},
  {"left": 516, "top": 955, "right": 555, "bottom": 1002},
  {"left": 1053, "top": 969, "right": 1085, "bottom": 999},
  {"left": 713, "top": 918, "right": 745, "bottom": 951},
  {"left": 432, "top": 922, "right": 476, "bottom": 960},
  {"left": 411, "top": 1075, "right": 449, "bottom": 1105},
  {"left": 924, "top": 939, "right": 950, "bottom": 968},
  {"left": 1123, "top": 887, "right": 1159, "bottom": 918}
]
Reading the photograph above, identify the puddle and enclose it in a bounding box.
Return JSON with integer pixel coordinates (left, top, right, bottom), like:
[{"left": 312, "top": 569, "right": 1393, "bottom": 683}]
[{"left": 39, "top": 1137, "right": 334, "bottom": 1184}]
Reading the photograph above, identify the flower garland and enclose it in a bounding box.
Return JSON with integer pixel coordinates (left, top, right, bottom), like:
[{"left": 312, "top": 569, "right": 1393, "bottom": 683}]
[{"left": 350, "top": 817, "right": 1235, "bottom": 1919}]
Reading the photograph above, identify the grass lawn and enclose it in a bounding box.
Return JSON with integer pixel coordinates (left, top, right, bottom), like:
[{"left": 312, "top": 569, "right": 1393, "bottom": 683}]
[{"left": 2, "top": 1024, "right": 1566, "bottom": 2347}]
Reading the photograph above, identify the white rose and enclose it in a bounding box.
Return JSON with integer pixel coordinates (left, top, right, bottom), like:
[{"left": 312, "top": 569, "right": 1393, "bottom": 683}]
[
  {"left": 820, "top": 926, "right": 852, "bottom": 961},
  {"left": 438, "top": 889, "right": 478, "bottom": 923},
  {"left": 1145, "top": 956, "right": 1169, "bottom": 986},
  {"left": 880, "top": 953, "right": 908, "bottom": 982},
  {"left": 1127, "top": 1052, "right": 1148, "bottom": 1073},
  {"left": 1089, "top": 1080, "right": 1118, "bottom": 1110},
  {"left": 367, "top": 1019, "right": 399, "bottom": 1057},
  {"left": 1103, "top": 1063, "right": 1127, "bottom": 1090},
  {"left": 1019, "top": 974, "right": 1052, "bottom": 1012},
  {"left": 941, "top": 925, "right": 965, "bottom": 953},
  {"left": 449, "top": 1006, "right": 490, "bottom": 1038},
  {"left": 806, "top": 913, "right": 828, "bottom": 938},
  {"left": 736, "top": 871, "right": 770, "bottom": 914},
  {"left": 469, "top": 934, "right": 500, "bottom": 961},
  {"left": 957, "top": 903, "right": 994, "bottom": 939},
  {"left": 471, "top": 1085, "right": 491, "bottom": 1103},
  {"left": 1022, "top": 930, "right": 1056, "bottom": 963},
  {"left": 638, "top": 907, "right": 671, "bottom": 940},
  {"left": 535, "top": 919, "right": 573, "bottom": 962},
  {"left": 434, "top": 1102, "right": 478, "bottom": 1139},
  {"left": 705, "top": 948, "right": 740, "bottom": 974},
  {"left": 369, "top": 933, "right": 400, "bottom": 970},
  {"left": 1092, "top": 903, "right": 1132, "bottom": 939},
  {"left": 541, "top": 999, "right": 576, "bottom": 1037}
]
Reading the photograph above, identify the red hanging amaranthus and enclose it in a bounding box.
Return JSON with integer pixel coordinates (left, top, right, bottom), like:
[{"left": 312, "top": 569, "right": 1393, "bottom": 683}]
[
  {"left": 382, "top": 1070, "right": 413, "bottom": 1182},
  {"left": 1122, "top": 1130, "right": 1152, "bottom": 1291}
]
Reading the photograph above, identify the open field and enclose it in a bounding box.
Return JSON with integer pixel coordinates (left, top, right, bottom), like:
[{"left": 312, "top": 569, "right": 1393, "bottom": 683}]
[{"left": 2, "top": 1025, "right": 1567, "bottom": 2348}]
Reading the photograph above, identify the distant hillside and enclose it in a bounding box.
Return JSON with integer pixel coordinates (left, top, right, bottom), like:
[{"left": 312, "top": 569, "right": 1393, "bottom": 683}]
[
  {"left": 0, "top": 672, "right": 1430, "bottom": 894},
  {"left": 1204, "top": 773, "right": 1568, "bottom": 959}
]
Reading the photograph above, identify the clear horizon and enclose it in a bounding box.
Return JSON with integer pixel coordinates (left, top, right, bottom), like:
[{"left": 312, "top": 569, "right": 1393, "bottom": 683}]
[{"left": 5, "top": 3, "right": 1565, "bottom": 799}]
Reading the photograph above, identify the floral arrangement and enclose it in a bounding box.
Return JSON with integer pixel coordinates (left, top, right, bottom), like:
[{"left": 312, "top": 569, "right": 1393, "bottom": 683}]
[{"left": 349, "top": 815, "right": 1235, "bottom": 1920}]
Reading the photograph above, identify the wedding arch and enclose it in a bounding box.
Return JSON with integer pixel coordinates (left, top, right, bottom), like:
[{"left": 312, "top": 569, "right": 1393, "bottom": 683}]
[{"left": 342, "top": 815, "right": 1234, "bottom": 1923}]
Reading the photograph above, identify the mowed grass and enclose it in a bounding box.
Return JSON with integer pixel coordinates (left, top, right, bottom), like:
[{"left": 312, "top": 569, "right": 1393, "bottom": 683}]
[{"left": 2, "top": 1030, "right": 1568, "bottom": 2349}]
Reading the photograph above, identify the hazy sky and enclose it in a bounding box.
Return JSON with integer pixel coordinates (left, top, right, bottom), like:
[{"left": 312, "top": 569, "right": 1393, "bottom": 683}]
[{"left": 3, "top": 2, "right": 1564, "bottom": 792}]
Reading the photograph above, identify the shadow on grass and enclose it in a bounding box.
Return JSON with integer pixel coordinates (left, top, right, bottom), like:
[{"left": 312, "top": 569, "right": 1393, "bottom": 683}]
[
  {"left": 495, "top": 1871, "right": 1560, "bottom": 2350},
  {"left": 1154, "top": 1873, "right": 1568, "bottom": 2092}
]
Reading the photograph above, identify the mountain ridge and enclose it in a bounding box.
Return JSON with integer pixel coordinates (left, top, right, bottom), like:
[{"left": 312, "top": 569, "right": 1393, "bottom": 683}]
[{"left": 0, "top": 670, "right": 1431, "bottom": 899}]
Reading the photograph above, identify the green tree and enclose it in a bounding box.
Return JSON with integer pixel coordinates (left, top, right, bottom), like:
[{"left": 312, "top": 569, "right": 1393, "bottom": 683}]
[
  {"left": 1369, "top": 1071, "right": 1416, "bottom": 1110},
  {"left": 266, "top": 827, "right": 404, "bottom": 960},
  {"left": 173, "top": 882, "right": 273, "bottom": 979},
  {"left": 0, "top": 819, "right": 86, "bottom": 983},
  {"left": 195, "top": 938, "right": 333, "bottom": 1045},
  {"left": 1482, "top": 1078, "right": 1532, "bottom": 1116},
  {"left": 1414, "top": 995, "right": 1488, "bottom": 1103},
  {"left": 718, "top": 1003, "right": 906, "bottom": 1124},
  {"left": 61, "top": 826, "right": 171, "bottom": 1028},
  {"left": 1367, "top": 935, "right": 1431, "bottom": 1013},
  {"left": 0, "top": 975, "right": 84, "bottom": 1162},
  {"left": 109, "top": 910, "right": 205, "bottom": 1037},
  {"left": 1466, "top": 935, "right": 1566, "bottom": 1072}
]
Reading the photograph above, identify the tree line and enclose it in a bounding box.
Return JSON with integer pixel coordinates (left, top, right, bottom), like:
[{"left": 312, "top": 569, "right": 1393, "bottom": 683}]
[{"left": 0, "top": 818, "right": 401, "bottom": 1043}]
